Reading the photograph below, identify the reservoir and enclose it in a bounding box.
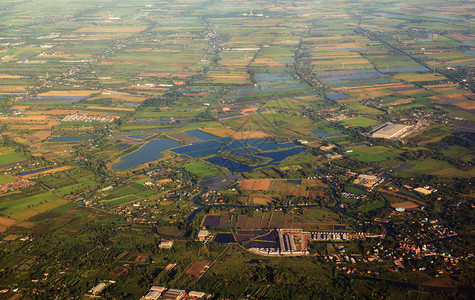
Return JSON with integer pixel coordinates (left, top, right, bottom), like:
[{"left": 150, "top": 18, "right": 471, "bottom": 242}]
[{"left": 115, "top": 139, "right": 181, "bottom": 170}]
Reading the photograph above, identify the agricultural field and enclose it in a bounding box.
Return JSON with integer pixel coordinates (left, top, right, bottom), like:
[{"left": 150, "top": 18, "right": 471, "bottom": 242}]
[
  {"left": 203, "top": 207, "right": 343, "bottom": 231},
  {"left": 341, "top": 117, "right": 379, "bottom": 127},
  {"left": 346, "top": 145, "right": 400, "bottom": 163},
  {"left": 239, "top": 179, "right": 327, "bottom": 199},
  {"left": 0, "top": 148, "right": 27, "bottom": 165},
  {"left": 184, "top": 161, "right": 224, "bottom": 178},
  {"left": 0, "top": 191, "right": 60, "bottom": 217},
  {"left": 0, "top": 0, "right": 472, "bottom": 299}
]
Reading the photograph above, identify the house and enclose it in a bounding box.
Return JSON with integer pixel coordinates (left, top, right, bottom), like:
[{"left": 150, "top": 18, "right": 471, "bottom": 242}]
[
  {"left": 414, "top": 187, "right": 435, "bottom": 195},
  {"left": 197, "top": 230, "right": 209, "bottom": 241},
  {"left": 160, "top": 288, "right": 185, "bottom": 300},
  {"left": 188, "top": 291, "right": 206, "bottom": 298},
  {"left": 88, "top": 282, "right": 106, "bottom": 295},
  {"left": 353, "top": 174, "right": 384, "bottom": 191},
  {"left": 150, "top": 286, "right": 167, "bottom": 292},
  {"left": 159, "top": 240, "right": 174, "bottom": 249},
  {"left": 140, "top": 286, "right": 167, "bottom": 300},
  {"left": 142, "top": 290, "right": 161, "bottom": 300}
]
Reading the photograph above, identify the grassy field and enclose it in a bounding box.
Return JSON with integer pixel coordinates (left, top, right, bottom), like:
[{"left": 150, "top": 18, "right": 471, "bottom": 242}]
[
  {"left": 101, "top": 195, "right": 138, "bottom": 206},
  {"left": 184, "top": 161, "right": 224, "bottom": 178},
  {"left": 346, "top": 104, "right": 385, "bottom": 115},
  {"left": 293, "top": 207, "right": 339, "bottom": 223},
  {"left": 347, "top": 145, "right": 399, "bottom": 163},
  {"left": 341, "top": 117, "right": 378, "bottom": 127},
  {"left": 9, "top": 198, "right": 68, "bottom": 220},
  {"left": 395, "top": 73, "right": 446, "bottom": 82},
  {"left": 0, "top": 174, "right": 18, "bottom": 184},
  {"left": 223, "top": 111, "right": 315, "bottom": 138},
  {"left": 396, "top": 158, "right": 474, "bottom": 177},
  {"left": 54, "top": 180, "right": 100, "bottom": 196},
  {"left": 359, "top": 200, "right": 386, "bottom": 213},
  {"left": 0, "top": 152, "right": 27, "bottom": 165},
  {"left": 345, "top": 186, "right": 367, "bottom": 194},
  {"left": 51, "top": 201, "right": 78, "bottom": 213},
  {"left": 0, "top": 191, "right": 59, "bottom": 216},
  {"left": 108, "top": 186, "right": 139, "bottom": 198},
  {"left": 262, "top": 98, "right": 304, "bottom": 110},
  {"left": 370, "top": 55, "right": 422, "bottom": 70}
]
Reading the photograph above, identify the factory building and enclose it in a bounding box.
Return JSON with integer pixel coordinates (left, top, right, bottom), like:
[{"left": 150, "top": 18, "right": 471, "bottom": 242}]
[{"left": 370, "top": 122, "right": 411, "bottom": 139}]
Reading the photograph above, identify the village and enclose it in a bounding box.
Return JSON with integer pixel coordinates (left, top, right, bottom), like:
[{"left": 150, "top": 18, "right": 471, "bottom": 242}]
[
  {"left": 0, "top": 179, "right": 35, "bottom": 194},
  {"left": 61, "top": 113, "right": 119, "bottom": 123}
]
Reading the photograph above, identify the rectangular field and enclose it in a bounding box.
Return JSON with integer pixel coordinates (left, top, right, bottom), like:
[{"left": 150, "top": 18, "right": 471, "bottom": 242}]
[
  {"left": 184, "top": 161, "right": 224, "bottom": 178},
  {"left": 0, "top": 191, "right": 59, "bottom": 216},
  {"left": 239, "top": 179, "right": 327, "bottom": 198}
]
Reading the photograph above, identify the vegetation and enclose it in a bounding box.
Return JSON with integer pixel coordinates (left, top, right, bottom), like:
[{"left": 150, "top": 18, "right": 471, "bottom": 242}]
[{"left": 0, "top": 0, "right": 472, "bottom": 298}]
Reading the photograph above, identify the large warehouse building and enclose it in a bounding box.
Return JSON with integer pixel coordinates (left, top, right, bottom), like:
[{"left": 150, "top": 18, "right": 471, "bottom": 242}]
[{"left": 370, "top": 122, "right": 412, "bottom": 139}]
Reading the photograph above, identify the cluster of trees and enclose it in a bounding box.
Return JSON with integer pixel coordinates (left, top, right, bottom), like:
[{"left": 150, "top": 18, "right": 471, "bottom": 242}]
[
  {"left": 142, "top": 91, "right": 183, "bottom": 107},
  {"left": 401, "top": 137, "right": 472, "bottom": 170},
  {"left": 195, "top": 108, "right": 216, "bottom": 121}
]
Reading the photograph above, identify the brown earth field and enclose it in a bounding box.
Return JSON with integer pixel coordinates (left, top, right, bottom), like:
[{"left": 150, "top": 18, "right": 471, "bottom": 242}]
[
  {"left": 185, "top": 261, "right": 210, "bottom": 276},
  {"left": 397, "top": 88, "right": 427, "bottom": 96},
  {"left": 241, "top": 179, "right": 273, "bottom": 191},
  {"left": 97, "top": 94, "right": 146, "bottom": 102},
  {"left": 38, "top": 90, "right": 95, "bottom": 96},
  {"left": 240, "top": 179, "right": 327, "bottom": 198},
  {"left": 450, "top": 33, "right": 475, "bottom": 41},
  {"left": 453, "top": 101, "right": 475, "bottom": 110},
  {"left": 201, "top": 128, "right": 272, "bottom": 139},
  {"left": 0, "top": 217, "right": 16, "bottom": 233},
  {"left": 3, "top": 235, "right": 21, "bottom": 241},
  {"left": 250, "top": 194, "right": 275, "bottom": 205},
  {"left": 167, "top": 132, "right": 202, "bottom": 144},
  {"left": 24, "top": 131, "right": 51, "bottom": 142},
  {"left": 28, "top": 110, "right": 80, "bottom": 115},
  {"left": 0, "top": 74, "right": 24, "bottom": 79},
  {"left": 391, "top": 201, "right": 419, "bottom": 209},
  {"left": 138, "top": 72, "right": 171, "bottom": 78}
]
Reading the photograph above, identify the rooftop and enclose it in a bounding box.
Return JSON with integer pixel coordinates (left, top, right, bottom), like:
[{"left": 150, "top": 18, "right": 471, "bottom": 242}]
[{"left": 370, "top": 122, "right": 411, "bottom": 139}]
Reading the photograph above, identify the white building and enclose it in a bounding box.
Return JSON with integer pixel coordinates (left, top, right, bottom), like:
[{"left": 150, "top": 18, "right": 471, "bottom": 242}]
[
  {"left": 159, "top": 240, "right": 174, "bottom": 249},
  {"left": 370, "top": 122, "right": 411, "bottom": 139},
  {"left": 197, "top": 230, "right": 209, "bottom": 241}
]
